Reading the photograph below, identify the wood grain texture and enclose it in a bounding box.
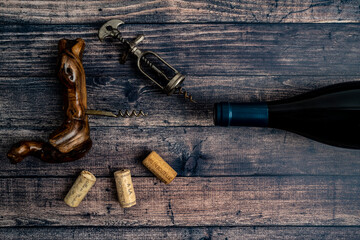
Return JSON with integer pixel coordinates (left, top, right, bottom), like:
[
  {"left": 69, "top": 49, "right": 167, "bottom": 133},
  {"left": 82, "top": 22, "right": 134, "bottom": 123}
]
[
  {"left": 1, "top": 226, "right": 360, "bottom": 240},
  {"left": 1, "top": 0, "right": 360, "bottom": 237},
  {"left": 0, "top": 176, "right": 359, "bottom": 227},
  {"left": 0, "top": 0, "right": 359, "bottom": 24},
  {"left": 2, "top": 127, "right": 360, "bottom": 177},
  {"left": 1, "top": 75, "right": 360, "bottom": 128},
  {"left": 1, "top": 24, "right": 359, "bottom": 78}
]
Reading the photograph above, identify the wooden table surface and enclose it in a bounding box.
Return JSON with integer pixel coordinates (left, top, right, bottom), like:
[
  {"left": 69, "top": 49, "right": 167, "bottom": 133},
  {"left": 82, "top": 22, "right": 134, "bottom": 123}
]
[{"left": 1, "top": 1, "right": 360, "bottom": 239}]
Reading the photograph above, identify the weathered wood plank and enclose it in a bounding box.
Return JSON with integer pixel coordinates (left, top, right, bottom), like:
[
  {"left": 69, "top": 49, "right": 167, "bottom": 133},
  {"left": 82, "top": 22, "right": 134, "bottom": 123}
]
[
  {"left": 1, "top": 127, "right": 360, "bottom": 177},
  {"left": 1, "top": 76, "right": 360, "bottom": 128},
  {"left": 1, "top": 24, "right": 359, "bottom": 78},
  {"left": 1, "top": 226, "right": 360, "bottom": 240},
  {"left": 1, "top": 0, "right": 359, "bottom": 237},
  {"left": 0, "top": 176, "right": 359, "bottom": 227},
  {"left": 0, "top": 0, "right": 359, "bottom": 24}
]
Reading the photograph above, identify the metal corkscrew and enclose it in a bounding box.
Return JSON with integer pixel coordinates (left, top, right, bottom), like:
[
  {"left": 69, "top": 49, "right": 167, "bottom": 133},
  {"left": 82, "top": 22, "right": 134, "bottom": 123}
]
[
  {"left": 98, "top": 19, "right": 196, "bottom": 103},
  {"left": 86, "top": 109, "right": 147, "bottom": 118}
]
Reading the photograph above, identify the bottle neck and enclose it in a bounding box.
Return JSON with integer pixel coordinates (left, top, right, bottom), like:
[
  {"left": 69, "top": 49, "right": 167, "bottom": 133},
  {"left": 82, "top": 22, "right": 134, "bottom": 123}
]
[{"left": 214, "top": 102, "right": 269, "bottom": 127}]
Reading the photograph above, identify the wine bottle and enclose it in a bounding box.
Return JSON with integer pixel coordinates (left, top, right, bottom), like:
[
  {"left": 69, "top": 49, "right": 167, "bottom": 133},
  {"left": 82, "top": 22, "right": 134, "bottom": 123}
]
[{"left": 214, "top": 82, "right": 360, "bottom": 149}]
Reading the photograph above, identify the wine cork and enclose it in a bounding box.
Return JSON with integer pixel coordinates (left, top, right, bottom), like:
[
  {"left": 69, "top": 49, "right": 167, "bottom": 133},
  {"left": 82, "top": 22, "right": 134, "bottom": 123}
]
[
  {"left": 114, "top": 169, "right": 136, "bottom": 208},
  {"left": 64, "top": 170, "right": 96, "bottom": 207},
  {"left": 142, "top": 151, "right": 177, "bottom": 184}
]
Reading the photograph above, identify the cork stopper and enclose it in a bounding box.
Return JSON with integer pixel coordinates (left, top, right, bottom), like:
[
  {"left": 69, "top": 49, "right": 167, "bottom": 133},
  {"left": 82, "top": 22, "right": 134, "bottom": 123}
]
[
  {"left": 114, "top": 169, "right": 136, "bottom": 208},
  {"left": 142, "top": 151, "right": 177, "bottom": 184},
  {"left": 64, "top": 170, "right": 96, "bottom": 207}
]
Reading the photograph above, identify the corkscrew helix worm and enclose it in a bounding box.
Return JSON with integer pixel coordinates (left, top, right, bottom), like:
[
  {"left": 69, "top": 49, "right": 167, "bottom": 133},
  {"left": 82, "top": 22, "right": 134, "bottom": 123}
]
[
  {"left": 98, "top": 19, "right": 196, "bottom": 103},
  {"left": 86, "top": 109, "right": 147, "bottom": 118},
  {"left": 173, "top": 87, "right": 195, "bottom": 103}
]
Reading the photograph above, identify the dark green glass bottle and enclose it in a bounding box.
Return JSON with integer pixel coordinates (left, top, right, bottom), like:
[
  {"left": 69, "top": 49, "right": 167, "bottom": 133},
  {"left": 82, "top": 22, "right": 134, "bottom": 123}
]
[{"left": 214, "top": 82, "right": 360, "bottom": 149}]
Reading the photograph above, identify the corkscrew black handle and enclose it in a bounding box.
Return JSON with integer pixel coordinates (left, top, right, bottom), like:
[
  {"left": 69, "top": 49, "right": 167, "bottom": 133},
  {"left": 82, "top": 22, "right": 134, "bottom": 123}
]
[{"left": 214, "top": 102, "right": 268, "bottom": 127}]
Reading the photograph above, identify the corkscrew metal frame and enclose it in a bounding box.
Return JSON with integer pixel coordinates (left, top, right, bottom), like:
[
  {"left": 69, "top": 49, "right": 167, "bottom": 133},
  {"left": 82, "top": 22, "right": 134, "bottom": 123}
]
[{"left": 98, "top": 19, "right": 196, "bottom": 103}]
